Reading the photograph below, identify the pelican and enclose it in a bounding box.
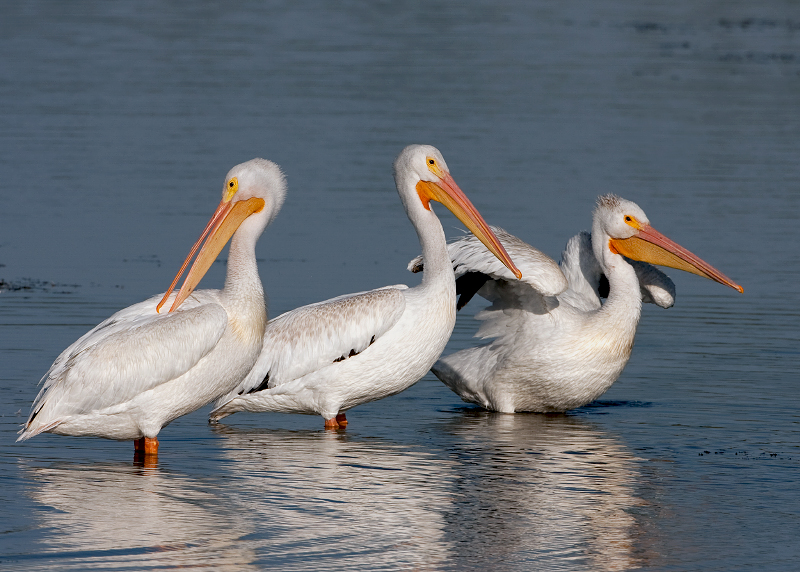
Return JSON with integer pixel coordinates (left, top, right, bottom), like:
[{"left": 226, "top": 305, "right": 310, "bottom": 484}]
[
  {"left": 410, "top": 194, "right": 743, "bottom": 413},
  {"left": 17, "top": 158, "right": 286, "bottom": 455},
  {"left": 209, "top": 144, "right": 521, "bottom": 428}
]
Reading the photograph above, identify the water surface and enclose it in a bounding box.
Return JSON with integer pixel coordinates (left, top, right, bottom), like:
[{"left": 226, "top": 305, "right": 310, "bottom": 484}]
[{"left": 1, "top": 2, "right": 798, "bottom": 570}]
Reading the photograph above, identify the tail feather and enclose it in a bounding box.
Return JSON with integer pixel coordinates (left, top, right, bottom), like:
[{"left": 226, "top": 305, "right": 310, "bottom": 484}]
[
  {"left": 209, "top": 388, "right": 311, "bottom": 422},
  {"left": 16, "top": 418, "right": 62, "bottom": 442},
  {"left": 208, "top": 407, "right": 233, "bottom": 423}
]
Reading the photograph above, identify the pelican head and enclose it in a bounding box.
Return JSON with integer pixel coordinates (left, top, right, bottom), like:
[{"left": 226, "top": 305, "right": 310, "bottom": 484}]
[
  {"left": 394, "top": 144, "right": 522, "bottom": 279},
  {"left": 157, "top": 159, "right": 287, "bottom": 313},
  {"left": 593, "top": 194, "right": 743, "bottom": 293}
]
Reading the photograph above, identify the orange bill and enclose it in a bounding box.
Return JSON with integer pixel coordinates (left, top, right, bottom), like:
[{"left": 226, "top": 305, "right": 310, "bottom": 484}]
[
  {"left": 156, "top": 196, "right": 265, "bottom": 313},
  {"left": 417, "top": 173, "right": 522, "bottom": 279},
  {"left": 609, "top": 225, "right": 743, "bottom": 293}
]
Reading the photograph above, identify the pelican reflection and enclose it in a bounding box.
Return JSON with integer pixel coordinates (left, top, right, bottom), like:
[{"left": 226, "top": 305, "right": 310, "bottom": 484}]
[
  {"left": 212, "top": 412, "right": 646, "bottom": 570},
  {"left": 211, "top": 424, "right": 457, "bottom": 570},
  {"left": 21, "top": 460, "right": 257, "bottom": 570},
  {"left": 438, "top": 411, "right": 646, "bottom": 571}
]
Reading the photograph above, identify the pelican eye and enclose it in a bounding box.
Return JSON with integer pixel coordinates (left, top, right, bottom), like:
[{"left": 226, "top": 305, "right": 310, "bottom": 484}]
[
  {"left": 426, "top": 156, "right": 444, "bottom": 177},
  {"left": 224, "top": 177, "right": 239, "bottom": 201},
  {"left": 623, "top": 215, "right": 641, "bottom": 230}
]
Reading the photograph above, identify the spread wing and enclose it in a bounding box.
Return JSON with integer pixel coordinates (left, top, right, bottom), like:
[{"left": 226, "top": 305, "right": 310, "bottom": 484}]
[
  {"left": 630, "top": 260, "right": 676, "bottom": 309},
  {"left": 558, "top": 231, "right": 676, "bottom": 312},
  {"left": 217, "top": 286, "right": 407, "bottom": 403},
  {"left": 408, "top": 226, "right": 567, "bottom": 311},
  {"left": 21, "top": 292, "right": 227, "bottom": 438},
  {"left": 556, "top": 232, "right": 606, "bottom": 312}
]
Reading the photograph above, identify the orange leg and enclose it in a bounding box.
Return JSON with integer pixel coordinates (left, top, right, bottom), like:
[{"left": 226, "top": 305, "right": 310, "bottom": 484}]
[
  {"left": 134, "top": 436, "right": 159, "bottom": 455},
  {"left": 324, "top": 417, "right": 339, "bottom": 429},
  {"left": 335, "top": 412, "right": 348, "bottom": 427}
]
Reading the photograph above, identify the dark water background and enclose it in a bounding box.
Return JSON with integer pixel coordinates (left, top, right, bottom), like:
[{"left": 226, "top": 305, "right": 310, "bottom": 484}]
[{"left": 1, "top": 1, "right": 798, "bottom": 570}]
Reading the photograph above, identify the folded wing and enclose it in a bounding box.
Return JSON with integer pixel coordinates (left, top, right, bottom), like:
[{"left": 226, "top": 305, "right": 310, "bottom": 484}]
[
  {"left": 21, "top": 293, "right": 227, "bottom": 439},
  {"left": 215, "top": 286, "right": 408, "bottom": 405}
]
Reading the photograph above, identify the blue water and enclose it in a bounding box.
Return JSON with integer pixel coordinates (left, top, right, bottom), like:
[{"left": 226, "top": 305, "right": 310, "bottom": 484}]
[{"left": 1, "top": 2, "right": 798, "bottom": 570}]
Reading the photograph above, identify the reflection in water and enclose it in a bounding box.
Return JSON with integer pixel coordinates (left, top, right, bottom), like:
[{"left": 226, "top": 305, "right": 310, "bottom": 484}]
[
  {"left": 439, "top": 412, "right": 645, "bottom": 571},
  {"left": 213, "top": 414, "right": 646, "bottom": 571},
  {"left": 21, "top": 460, "right": 256, "bottom": 571},
  {"left": 212, "top": 426, "right": 456, "bottom": 571},
  {"left": 18, "top": 411, "right": 646, "bottom": 571}
]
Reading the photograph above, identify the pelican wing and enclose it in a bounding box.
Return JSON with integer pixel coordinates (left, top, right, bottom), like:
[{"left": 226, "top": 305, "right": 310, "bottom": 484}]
[
  {"left": 409, "top": 226, "right": 567, "bottom": 310},
  {"left": 220, "top": 286, "right": 407, "bottom": 400},
  {"left": 557, "top": 232, "right": 605, "bottom": 312},
  {"left": 558, "top": 231, "right": 676, "bottom": 311},
  {"left": 23, "top": 293, "right": 227, "bottom": 433},
  {"left": 630, "top": 260, "right": 676, "bottom": 308}
]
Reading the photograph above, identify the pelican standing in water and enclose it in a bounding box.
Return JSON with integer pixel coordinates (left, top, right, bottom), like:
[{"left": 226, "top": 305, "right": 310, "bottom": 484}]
[
  {"left": 210, "top": 145, "right": 521, "bottom": 428},
  {"left": 17, "top": 159, "right": 287, "bottom": 455},
  {"left": 411, "top": 194, "right": 743, "bottom": 413}
]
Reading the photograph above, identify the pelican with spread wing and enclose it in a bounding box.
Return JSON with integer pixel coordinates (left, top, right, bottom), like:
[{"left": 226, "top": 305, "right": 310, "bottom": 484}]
[{"left": 410, "top": 194, "right": 743, "bottom": 413}]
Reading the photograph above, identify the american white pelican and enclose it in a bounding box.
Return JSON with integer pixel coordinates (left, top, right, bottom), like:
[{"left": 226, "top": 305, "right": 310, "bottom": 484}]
[
  {"left": 411, "top": 194, "right": 743, "bottom": 413},
  {"left": 17, "top": 158, "right": 286, "bottom": 455},
  {"left": 209, "top": 144, "right": 521, "bottom": 428}
]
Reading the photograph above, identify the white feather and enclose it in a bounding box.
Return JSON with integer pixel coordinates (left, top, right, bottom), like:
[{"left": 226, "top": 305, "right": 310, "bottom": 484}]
[
  {"left": 427, "top": 196, "right": 694, "bottom": 413},
  {"left": 18, "top": 158, "right": 286, "bottom": 444},
  {"left": 220, "top": 286, "right": 407, "bottom": 400},
  {"left": 210, "top": 145, "right": 520, "bottom": 425}
]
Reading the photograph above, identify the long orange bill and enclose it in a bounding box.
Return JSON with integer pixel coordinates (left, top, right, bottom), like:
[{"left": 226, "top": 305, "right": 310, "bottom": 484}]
[
  {"left": 417, "top": 173, "right": 522, "bottom": 279},
  {"left": 156, "top": 196, "right": 265, "bottom": 313},
  {"left": 609, "top": 225, "right": 743, "bottom": 293}
]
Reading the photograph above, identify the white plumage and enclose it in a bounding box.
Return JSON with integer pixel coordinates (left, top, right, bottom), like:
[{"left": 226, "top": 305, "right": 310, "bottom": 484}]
[
  {"left": 414, "top": 195, "right": 743, "bottom": 413},
  {"left": 18, "top": 159, "right": 286, "bottom": 454},
  {"left": 210, "top": 145, "right": 521, "bottom": 428}
]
